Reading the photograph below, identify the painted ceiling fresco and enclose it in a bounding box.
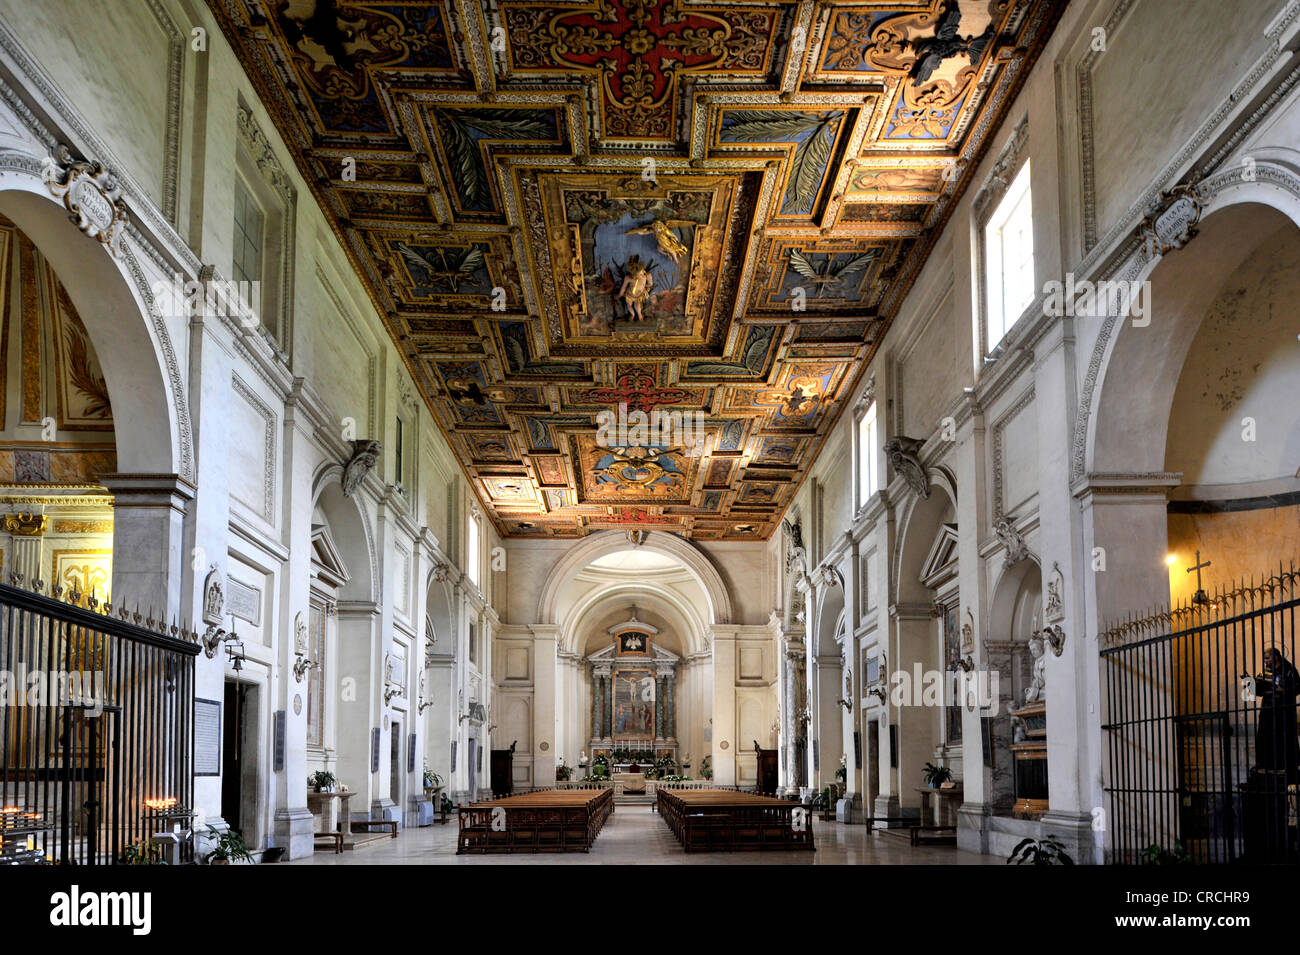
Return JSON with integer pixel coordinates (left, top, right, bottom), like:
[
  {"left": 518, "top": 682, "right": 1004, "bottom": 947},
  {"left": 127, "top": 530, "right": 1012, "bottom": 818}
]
[{"left": 210, "top": 0, "right": 1061, "bottom": 540}]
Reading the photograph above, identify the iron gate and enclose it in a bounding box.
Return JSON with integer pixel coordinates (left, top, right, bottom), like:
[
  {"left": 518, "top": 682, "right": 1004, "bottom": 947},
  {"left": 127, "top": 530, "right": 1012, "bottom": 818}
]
[
  {"left": 0, "top": 581, "right": 197, "bottom": 864},
  {"left": 1100, "top": 566, "right": 1300, "bottom": 864}
]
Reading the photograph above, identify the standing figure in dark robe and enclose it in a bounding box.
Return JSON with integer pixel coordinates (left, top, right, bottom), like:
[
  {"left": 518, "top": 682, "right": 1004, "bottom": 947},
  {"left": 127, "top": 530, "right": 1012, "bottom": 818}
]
[{"left": 1255, "top": 647, "right": 1300, "bottom": 783}]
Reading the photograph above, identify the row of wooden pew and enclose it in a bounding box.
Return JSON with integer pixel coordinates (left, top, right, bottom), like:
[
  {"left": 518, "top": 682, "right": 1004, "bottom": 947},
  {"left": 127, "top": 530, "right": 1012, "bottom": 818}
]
[
  {"left": 457, "top": 788, "right": 615, "bottom": 854},
  {"left": 656, "top": 788, "right": 815, "bottom": 852}
]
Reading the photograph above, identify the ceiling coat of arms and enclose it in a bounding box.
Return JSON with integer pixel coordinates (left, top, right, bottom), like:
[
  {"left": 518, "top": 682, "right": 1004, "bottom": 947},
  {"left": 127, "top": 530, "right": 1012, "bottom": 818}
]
[{"left": 208, "top": 0, "right": 1062, "bottom": 539}]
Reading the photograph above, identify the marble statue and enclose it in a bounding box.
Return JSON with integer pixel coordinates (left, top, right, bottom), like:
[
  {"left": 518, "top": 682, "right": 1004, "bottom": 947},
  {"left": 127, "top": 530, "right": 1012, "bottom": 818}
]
[{"left": 1024, "top": 632, "right": 1047, "bottom": 704}]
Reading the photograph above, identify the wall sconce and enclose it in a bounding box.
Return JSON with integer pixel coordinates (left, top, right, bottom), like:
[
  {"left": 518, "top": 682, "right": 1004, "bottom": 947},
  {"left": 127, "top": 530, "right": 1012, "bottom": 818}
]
[
  {"left": 293, "top": 654, "right": 316, "bottom": 683},
  {"left": 836, "top": 698, "right": 853, "bottom": 713},
  {"left": 1041, "top": 625, "right": 1066, "bottom": 657},
  {"left": 950, "top": 655, "right": 974, "bottom": 673},
  {"left": 866, "top": 684, "right": 887, "bottom": 702},
  {"left": 203, "top": 614, "right": 242, "bottom": 660},
  {"left": 384, "top": 683, "right": 402, "bottom": 704},
  {"left": 418, "top": 696, "right": 434, "bottom": 714}
]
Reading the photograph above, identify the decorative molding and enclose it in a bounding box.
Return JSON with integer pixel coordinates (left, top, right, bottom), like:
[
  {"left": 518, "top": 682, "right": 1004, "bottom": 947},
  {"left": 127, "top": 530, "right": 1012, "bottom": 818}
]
[
  {"left": 43, "top": 144, "right": 128, "bottom": 254},
  {"left": 973, "top": 115, "right": 1029, "bottom": 219},
  {"left": 990, "top": 386, "right": 1035, "bottom": 518},
  {"left": 883, "top": 435, "right": 928, "bottom": 499},
  {"left": 1137, "top": 183, "right": 1205, "bottom": 261},
  {"left": 236, "top": 104, "right": 293, "bottom": 200},
  {"left": 202, "top": 564, "right": 224, "bottom": 626},
  {"left": 342, "top": 439, "right": 381, "bottom": 498},
  {"left": 1044, "top": 561, "right": 1065, "bottom": 623},
  {"left": 143, "top": 0, "right": 183, "bottom": 225},
  {"left": 1077, "top": 0, "right": 1138, "bottom": 250},
  {"left": 993, "top": 516, "right": 1031, "bottom": 568},
  {"left": 231, "top": 373, "right": 276, "bottom": 521},
  {"left": 3, "top": 512, "right": 46, "bottom": 536}
]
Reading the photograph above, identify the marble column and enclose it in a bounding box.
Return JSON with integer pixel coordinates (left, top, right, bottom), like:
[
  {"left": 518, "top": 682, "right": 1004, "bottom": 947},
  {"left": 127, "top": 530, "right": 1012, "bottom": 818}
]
[
  {"left": 590, "top": 669, "right": 599, "bottom": 741},
  {"left": 666, "top": 675, "right": 676, "bottom": 739}
]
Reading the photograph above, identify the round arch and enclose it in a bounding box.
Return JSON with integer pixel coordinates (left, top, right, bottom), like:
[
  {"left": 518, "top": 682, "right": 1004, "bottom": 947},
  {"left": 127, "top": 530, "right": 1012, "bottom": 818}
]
[
  {"left": 1079, "top": 166, "right": 1300, "bottom": 478},
  {"left": 892, "top": 471, "right": 959, "bottom": 606},
  {"left": 311, "top": 463, "right": 376, "bottom": 603},
  {"left": 988, "top": 555, "right": 1042, "bottom": 641},
  {"left": 0, "top": 175, "right": 189, "bottom": 478},
  {"left": 814, "top": 582, "right": 845, "bottom": 656},
  {"left": 535, "top": 530, "right": 734, "bottom": 626},
  {"left": 563, "top": 584, "right": 706, "bottom": 659}
]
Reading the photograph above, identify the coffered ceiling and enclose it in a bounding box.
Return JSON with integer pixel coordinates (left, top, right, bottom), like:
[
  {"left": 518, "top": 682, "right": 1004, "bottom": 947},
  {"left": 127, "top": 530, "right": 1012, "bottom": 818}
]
[{"left": 209, "top": 0, "right": 1062, "bottom": 540}]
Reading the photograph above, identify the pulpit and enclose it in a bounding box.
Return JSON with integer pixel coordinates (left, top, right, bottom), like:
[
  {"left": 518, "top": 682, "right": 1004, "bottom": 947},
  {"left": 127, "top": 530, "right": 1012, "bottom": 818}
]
[{"left": 490, "top": 747, "right": 514, "bottom": 797}]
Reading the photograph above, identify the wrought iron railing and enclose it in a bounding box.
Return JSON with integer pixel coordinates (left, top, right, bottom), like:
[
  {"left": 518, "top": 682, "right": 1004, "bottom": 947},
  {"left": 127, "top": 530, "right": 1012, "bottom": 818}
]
[
  {"left": 0, "top": 581, "right": 198, "bottom": 865},
  {"left": 1100, "top": 562, "right": 1300, "bottom": 864}
]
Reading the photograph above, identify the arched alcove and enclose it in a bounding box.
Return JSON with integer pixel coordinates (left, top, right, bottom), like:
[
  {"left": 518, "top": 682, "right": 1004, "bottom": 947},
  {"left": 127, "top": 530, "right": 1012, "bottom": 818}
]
[
  {"left": 985, "top": 556, "right": 1042, "bottom": 814},
  {"left": 0, "top": 186, "right": 181, "bottom": 477}
]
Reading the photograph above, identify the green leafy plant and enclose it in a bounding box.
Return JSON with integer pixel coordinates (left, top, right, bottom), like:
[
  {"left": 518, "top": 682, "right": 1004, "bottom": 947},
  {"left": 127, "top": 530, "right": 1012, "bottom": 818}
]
[
  {"left": 423, "top": 766, "right": 442, "bottom": 789},
  {"left": 922, "top": 762, "right": 953, "bottom": 787},
  {"left": 1141, "top": 841, "right": 1191, "bottom": 865},
  {"left": 120, "top": 838, "right": 169, "bottom": 865},
  {"left": 1007, "top": 836, "right": 1074, "bottom": 866},
  {"left": 203, "top": 825, "right": 254, "bottom": 865},
  {"left": 310, "top": 770, "right": 336, "bottom": 792}
]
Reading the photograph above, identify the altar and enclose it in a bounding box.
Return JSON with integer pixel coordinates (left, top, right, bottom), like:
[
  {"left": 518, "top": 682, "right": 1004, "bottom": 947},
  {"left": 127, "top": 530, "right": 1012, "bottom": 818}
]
[{"left": 587, "top": 610, "right": 680, "bottom": 759}]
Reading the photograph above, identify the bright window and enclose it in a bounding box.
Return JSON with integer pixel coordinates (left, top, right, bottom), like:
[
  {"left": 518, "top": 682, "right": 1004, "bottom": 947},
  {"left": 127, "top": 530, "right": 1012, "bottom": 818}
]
[
  {"left": 466, "top": 510, "right": 481, "bottom": 588},
  {"left": 858, "top": 401, "right": 877, "bottom": 506},
  {"left": 984, "top": 161, "right": 1034, "bottom": 350}
]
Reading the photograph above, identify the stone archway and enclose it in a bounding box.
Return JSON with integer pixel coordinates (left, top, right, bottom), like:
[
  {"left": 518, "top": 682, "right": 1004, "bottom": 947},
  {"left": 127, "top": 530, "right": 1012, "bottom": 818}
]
[
  {"left": 0, "top": 173, "right": 193, "bottom": 616},
  {"left": 536, "top": 530, "right": 734, "bottom": 627}
]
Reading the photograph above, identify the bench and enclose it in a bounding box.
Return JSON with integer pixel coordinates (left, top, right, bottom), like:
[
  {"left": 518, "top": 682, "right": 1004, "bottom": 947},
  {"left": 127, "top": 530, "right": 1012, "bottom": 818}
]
[
  {"left": 313, "top": 831, "right": 343, "bottom": 853},
  {"left": 351, "top": 819, "right": 398, "bottom": 839}
]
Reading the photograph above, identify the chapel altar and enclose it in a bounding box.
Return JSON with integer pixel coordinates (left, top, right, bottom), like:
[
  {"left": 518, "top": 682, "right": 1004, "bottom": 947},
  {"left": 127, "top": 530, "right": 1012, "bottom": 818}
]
[{"left": 587, "top": 611, "right": 679, "bottom": 762}]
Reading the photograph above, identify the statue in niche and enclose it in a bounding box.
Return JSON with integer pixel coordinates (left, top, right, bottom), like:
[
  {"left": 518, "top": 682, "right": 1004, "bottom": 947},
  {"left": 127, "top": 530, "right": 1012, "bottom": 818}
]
[
  {"left": 1045, "top": 561, "right": 1065, "bottom": 621},
  {"left": 294, "top": 611, "right": 308, "bottom": 655},
  {"left": 202, "top": 566, "right": 224, "bottom": 625},
  {"left": 1024, "top": 632, "right": 1047, "bottom": 705}
]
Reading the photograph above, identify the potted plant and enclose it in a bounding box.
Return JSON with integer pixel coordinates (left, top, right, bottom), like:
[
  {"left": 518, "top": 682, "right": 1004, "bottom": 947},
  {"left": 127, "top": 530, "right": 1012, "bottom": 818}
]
[
  {"left": 1007, "top": 836, "right": 1074, "bottom": 865},
  {"left": 310, "top": 770, "right": 337, "bottom": 793},
  {"left": 423, "top": 768, "right": 442, "bottom": 791},
  {"left": 922, "top": 761, "right": 952, "bottom": 788},
  {"left": 1141, "top": 841, "right": 1190, "bottom": 865},
  {"left": 120, "top": 838, "right": 169, "bottom": 865},
  {"left": 835, "top": 755, "right": 848, "bottom": 786},
  {"left": 556, "top": 759, "right": 572, "bottom": 781},
  {"left": 203, "top": 825, "right": 254, "bottom": 865}
]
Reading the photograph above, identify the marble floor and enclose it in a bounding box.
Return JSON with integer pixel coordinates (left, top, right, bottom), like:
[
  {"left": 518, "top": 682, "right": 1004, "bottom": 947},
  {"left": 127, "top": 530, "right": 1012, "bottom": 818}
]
[{"left": 290, "top": 805, "right": 1000, "bottom": 865}]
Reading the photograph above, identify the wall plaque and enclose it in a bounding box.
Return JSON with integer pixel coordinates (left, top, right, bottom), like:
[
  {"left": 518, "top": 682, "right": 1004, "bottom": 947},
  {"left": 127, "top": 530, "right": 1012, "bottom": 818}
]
[
  {"left": 407, "top": 733, "right": 417, "bottom": 774},
  {"left": 225, "top": 577, "right": 261, "bottom": 626},
  {"left": 194, "top": 698, "right": 221, "bottom": 776},
  {"left": 371, "top": 727, "right": 381, "bottom": 774},
  {"left": 273, "top": 710, "right": 286, "bottom": 772}
]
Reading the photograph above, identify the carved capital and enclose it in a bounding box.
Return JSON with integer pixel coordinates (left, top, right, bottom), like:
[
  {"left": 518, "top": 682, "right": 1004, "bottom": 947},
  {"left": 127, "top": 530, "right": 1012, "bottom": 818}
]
[{"left": 3, "top": 512, "right": 47, "bottom": 536}]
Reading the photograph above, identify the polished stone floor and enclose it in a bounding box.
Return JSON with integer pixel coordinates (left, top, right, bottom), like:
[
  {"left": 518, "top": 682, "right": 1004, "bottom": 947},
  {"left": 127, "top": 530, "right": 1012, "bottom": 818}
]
[{"left": 291, "top": 805, "right": 1000, "bottom": 865}]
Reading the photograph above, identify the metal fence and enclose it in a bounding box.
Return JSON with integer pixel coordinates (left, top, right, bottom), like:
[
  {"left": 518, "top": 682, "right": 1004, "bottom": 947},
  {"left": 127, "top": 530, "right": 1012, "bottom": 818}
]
[
  {"left": 1100, "top": 564, "right": 1300, "bottom": 864},
  {"left": 0, "top": 581, "right": 198, "bottom": 864}
]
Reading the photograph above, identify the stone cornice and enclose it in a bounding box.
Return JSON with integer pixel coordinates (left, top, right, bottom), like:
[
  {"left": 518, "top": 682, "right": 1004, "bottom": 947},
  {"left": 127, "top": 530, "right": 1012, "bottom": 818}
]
[{"left": 1071, "top": 471, "right": 1183, "bottom": 501}]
